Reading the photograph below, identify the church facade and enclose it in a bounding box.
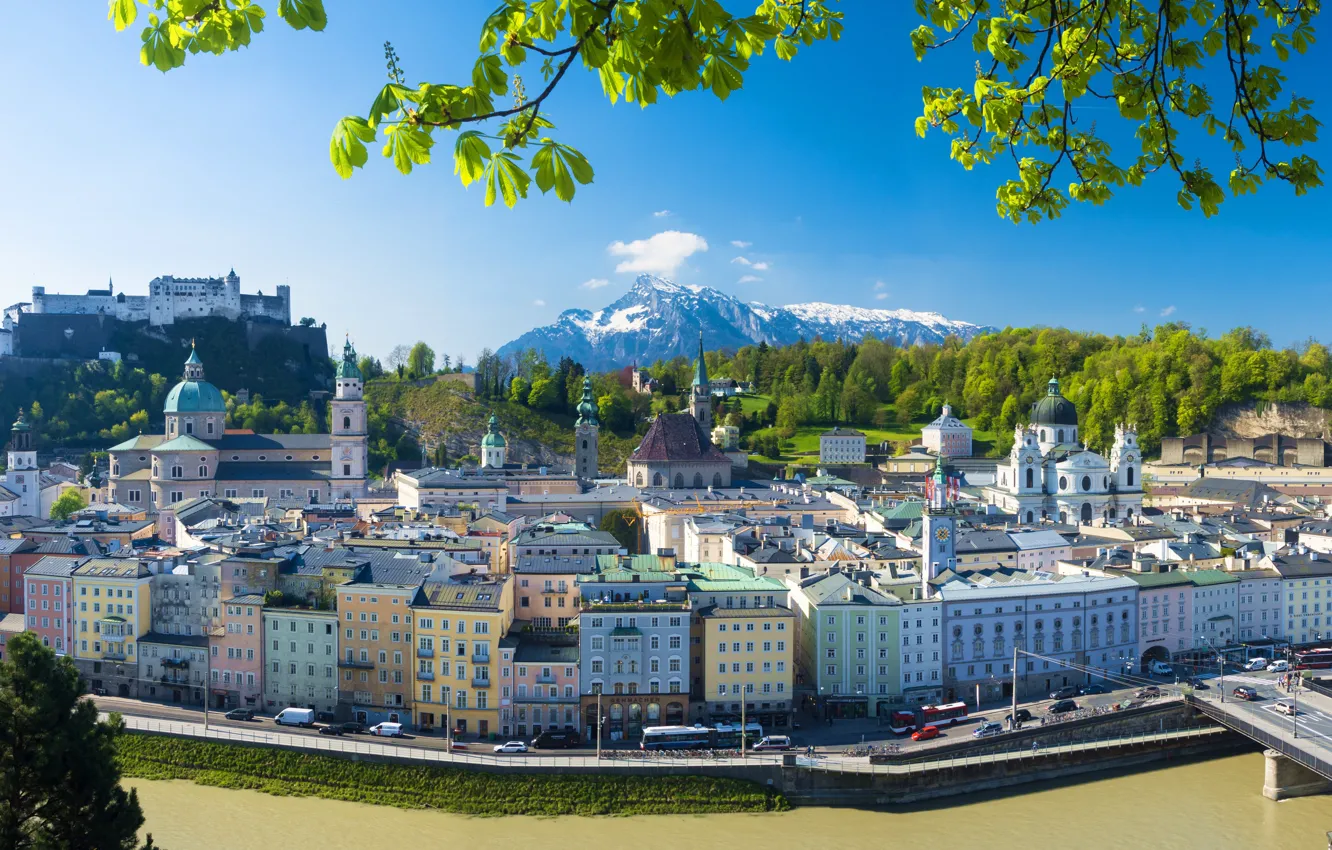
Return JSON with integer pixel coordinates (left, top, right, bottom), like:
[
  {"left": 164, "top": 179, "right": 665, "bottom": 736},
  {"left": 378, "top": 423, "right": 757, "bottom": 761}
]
[
  {"left": 626, "top": 335, "right": 731, "bottom": 489},
  {"left": 985, "top": 378, "right": 1143, "bottom": 525},
  {"left": 106, "top": 341, "right": 368, "bottom": 510}
]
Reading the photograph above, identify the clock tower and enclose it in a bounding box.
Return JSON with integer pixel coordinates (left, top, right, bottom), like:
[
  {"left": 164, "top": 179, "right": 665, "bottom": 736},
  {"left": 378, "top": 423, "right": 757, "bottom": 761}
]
[
  {"left": 920, "top": 454, "right": 957, "bottom": 599},
  {"left": 330, "top": 337, "right": 368, "bottom": 501}
]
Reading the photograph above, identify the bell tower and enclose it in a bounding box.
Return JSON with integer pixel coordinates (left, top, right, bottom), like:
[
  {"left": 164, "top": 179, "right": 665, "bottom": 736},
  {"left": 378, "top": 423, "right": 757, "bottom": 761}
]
[
  {"left": 6, "top": 408, "right": 39, "bottom": 517},
  {"left": 920, "top": 455, "right": 957, "bottom": 599},
  {"left": 329, "top": 337, "right": 367, "bottom": 501},
  {"left": 574, "top": 376, "right": 599, "bottom": 480},
  {"left": 689, "top": 332, "right": 712, "bottom": 433}
]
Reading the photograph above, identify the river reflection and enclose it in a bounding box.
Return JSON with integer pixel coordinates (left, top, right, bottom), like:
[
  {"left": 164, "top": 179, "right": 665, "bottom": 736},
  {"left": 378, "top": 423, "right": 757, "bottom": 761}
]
[{"left": 132, "top": 753, "right": 1332, "bottom": 850}]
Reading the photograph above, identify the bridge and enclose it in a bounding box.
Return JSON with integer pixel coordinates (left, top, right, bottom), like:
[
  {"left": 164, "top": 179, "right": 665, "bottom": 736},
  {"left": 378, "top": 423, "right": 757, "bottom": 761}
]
[{"left": 1187, "top": 673, "right": 1332, "bottom": 801}]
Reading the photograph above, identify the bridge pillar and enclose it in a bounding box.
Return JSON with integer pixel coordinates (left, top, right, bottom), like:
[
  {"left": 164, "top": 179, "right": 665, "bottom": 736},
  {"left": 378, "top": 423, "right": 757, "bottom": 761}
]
[{"left": 1262, "top": 749, "right": 1332, "bottom": 801}]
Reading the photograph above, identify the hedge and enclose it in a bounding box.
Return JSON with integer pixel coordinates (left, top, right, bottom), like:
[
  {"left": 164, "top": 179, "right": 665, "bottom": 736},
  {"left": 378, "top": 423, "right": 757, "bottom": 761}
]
[{"left": 117, "top": 733, "right": 789, "bottom": 816}]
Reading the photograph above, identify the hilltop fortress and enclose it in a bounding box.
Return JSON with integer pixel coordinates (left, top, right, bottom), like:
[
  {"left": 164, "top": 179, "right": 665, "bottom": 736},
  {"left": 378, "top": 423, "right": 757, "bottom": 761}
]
[{"left": 11, "top": 270, "right": 290, "bottom": 328}]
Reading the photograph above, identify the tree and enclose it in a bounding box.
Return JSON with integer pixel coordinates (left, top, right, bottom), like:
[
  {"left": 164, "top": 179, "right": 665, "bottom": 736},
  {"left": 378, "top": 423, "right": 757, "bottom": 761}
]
[
  {"left": 299, "top": 316, "right": 316, "bottom": 327},
  {"left": 107, "top": 1, "right": 843, "bottom": 207},
  {"left": 599, "top": 509, "right": 639, "bottom": 554},
  {"left": 0, "top": 632, "right": 152, "bottom": 849},
  {"left": 386, "top": 344, "right": 412, "bottom": 373},
  {"left": 407, "top": 342, "right": 436, "bottom": 379},
  {"left": 912, "top": 1, "right": 1322, "bottom": 223},
  {"left": 49, "top": 489, "right": 87, "bottom": 522}
]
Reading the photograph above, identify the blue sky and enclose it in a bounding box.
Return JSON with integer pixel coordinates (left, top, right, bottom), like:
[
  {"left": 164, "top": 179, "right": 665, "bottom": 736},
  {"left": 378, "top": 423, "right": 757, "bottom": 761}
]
[{"left": 0, "top": 3, "right": 1327, "bottom": 364}]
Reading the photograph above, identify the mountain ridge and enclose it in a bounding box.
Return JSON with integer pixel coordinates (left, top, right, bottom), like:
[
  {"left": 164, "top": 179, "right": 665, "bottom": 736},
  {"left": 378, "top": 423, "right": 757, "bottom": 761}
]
[{"left": 498, "top": 275, "right": 994, "bottom": 370}]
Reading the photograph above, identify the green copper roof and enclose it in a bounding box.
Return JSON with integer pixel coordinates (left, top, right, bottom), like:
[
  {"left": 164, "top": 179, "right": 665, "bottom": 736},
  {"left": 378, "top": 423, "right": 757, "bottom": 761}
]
[
  {"left": 692, "top": 332, "right": 708, "bottom": 388},
  {"left": 481, "top": 414, "right": 506, "bottom": 448},
  {"left": 153, "top": 435, "right": 217, "bottom": 453},
  {"left": 184, "top": 347, "right": 203, "bottom": 366},
  {"left": 1030, "top": 376, "right": 1078, "bottom": 426},
  {"left": 335, "top": 338, "right": 362, "bottom": 381},
  {"left": 164, "top": 380, "right": 226, "bottom": 414},
  {"left": 10, "top": 408, "right": 30, "bottom": 433},
  {"left": 575, "top": 376, "right": 597, "bottom": 426}
]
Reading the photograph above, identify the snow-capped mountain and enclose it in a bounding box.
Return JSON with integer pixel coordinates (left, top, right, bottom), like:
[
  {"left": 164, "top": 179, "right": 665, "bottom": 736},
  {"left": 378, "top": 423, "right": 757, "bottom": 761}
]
[{"left": 497, "top": 275, "right": 993, "bottom": 370}]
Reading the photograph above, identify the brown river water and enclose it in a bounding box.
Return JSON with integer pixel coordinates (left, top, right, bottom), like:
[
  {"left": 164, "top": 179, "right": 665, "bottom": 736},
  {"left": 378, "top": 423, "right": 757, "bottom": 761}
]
[{"left": 131, "top": 754, "right": 1332, "bottom": 850}]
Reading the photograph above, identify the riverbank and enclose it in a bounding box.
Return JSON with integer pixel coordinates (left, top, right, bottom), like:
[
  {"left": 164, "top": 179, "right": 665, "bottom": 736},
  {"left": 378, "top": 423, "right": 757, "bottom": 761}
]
[{"left": 116, "top": 733, "right": 788, "bottom": 816}]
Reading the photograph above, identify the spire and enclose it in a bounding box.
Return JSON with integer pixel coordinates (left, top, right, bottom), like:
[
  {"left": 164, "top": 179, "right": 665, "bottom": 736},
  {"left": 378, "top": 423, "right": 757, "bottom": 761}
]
[
  {"left": 1047, "top": 376, "right": 1061, "bottom": 396},
  {"left": 183, "top": 341, "right": 204, "bottom": 379},
  {"left": 576, "top": 376, "right": 598, "bottom": 426},
  {"left": 928, "top": 453, "right": 950, "bottom": 512},
  {"left": 692, "top": 331, "right": 709, "bottom": 388}
]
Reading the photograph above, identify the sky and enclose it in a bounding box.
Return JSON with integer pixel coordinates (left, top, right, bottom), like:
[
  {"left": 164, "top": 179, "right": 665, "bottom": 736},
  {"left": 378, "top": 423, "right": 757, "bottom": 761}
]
[{"left": 0, "top": 3, "right": 1328, "bottom": 364}]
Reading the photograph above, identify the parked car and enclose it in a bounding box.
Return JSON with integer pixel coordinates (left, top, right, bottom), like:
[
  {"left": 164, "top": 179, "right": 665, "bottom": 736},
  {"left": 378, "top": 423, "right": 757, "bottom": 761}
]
[
  {"left": 752, "top": 735, "right": 793, "bottom": 751},
  {"left": 1245, "top": 658, "right": 1270, "bottom": 672},
  {"left": 1232, "top": 686, "right": 1259, "bottom": 701},
  {"left": 1188, "top": 677, "right": 1210, "bottom": 690},
  {"left": 1275, "top": 701, "right": 1297, "bottom": 716},
  {"left": 1149, "top": 660, "right": 1174, "bottom": 676},
  {"left": 1135, "top": 686, "right": 1163, "bottom": 699},
  {"left": 1079, "top": 683, "right": 1108, "bottom": 695},
  {"left": 317, "top": 724, "right": 344, "bottom": 736},
  {"left": 340, "top": 721, "right": 366, "bottom": 734},
  {"left": 493, "top": 741, "right": 529, "bottom": 754},
  {"left": 450, "top": 740, "right": 469, "bottom": 751},
  {"left": 1010, "top": 708, "right": 1033, "bottom": 724},
  {"left": 973, "top": 721, "right": 1004, "bottom": 739},
  {"left": 1049, "top": 685, "right": 1078, "bottom": 700},
  {"left": 369, "top": 722, "right": 404, "bottom": 738},
  {"left": 1048, "top": 699, "right": 1078, "bottom": 714},
  {"left": 1268, "top": 660, "right": 1291, "bottom": 673},
  {"left": 224, "top": 708, "right": 255, "bottom": 721},
  {"left": 911, "top": 725, "right": 940, "bottom": 742}
]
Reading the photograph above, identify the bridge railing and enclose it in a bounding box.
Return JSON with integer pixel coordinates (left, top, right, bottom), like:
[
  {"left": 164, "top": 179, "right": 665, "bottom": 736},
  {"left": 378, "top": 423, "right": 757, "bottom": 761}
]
[{"left": 1187, "top": 695, "right": 1332, "bottom": 781}]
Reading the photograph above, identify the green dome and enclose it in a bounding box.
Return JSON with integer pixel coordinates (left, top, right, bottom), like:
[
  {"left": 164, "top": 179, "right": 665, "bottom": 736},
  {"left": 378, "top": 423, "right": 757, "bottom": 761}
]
[
  {"left": 11, "top": 408, "right": 30, "bottom": 432},
  {"left": 575, "top": 376, "right": 597, "bottom": 426},
  {"left": 1030, "top": 377, "right": 1078, "bottom": 426},
  {"left": 336, "top": 338, "right": 363, "bottom": 380},
  {"left": 481, "top": 414, "right": 506, "bottom": 448},
  {"left": 164, "top": 380, "right": 226, "bottom": 414}
]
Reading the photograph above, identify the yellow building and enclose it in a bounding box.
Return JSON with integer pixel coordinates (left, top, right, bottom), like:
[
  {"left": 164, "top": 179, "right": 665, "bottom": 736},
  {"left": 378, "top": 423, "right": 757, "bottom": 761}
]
[
  {"left": 336, "top": 562, "right": 431, "bottom": 727},
  {"left": 72, "top": 558, "right": 154, "bottom": 698},
  {"left": 699, "top": 605, "right": 795, "bottom": 730},
  {"left": 409, "top": 574, "right": 514, "bottom": 739}
]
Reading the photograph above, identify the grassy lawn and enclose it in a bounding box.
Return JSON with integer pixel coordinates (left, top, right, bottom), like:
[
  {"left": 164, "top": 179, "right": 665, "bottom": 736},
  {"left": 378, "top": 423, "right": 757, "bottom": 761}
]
[{"left": 737, "top": 395, "right": 999, "bottom": 462}]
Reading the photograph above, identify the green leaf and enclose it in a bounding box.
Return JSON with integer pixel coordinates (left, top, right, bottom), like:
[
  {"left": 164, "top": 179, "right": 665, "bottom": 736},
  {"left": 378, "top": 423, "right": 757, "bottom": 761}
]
[
  {"left": 368, "top": 83, "right": 417, "bottom": 129},
  {"left": 383, "top": 124, "right": 434, "bottom": 175},
  {"left": 140, "top": 20, "right": 185, "bottom": 72},
  {"left": 702, "top": 53, "right": 744, "bottom": 100},
  {"left": 454, "top": 131, "right": 492, "bottom": 188},
  {"left": 483, "top": 152, "right": 531, "bottom": 208},
  {"left": 108, "top": 0, "right": 137, "bottom": 32},
  {"left": 775, "top": 36, "right": 797, "bottom": 61},
  {"left": 278, "top": 0, "right": 327, "bottom": 31},
  {"left": 329, "top": 116, "right": 376, "bottom": 179},
  {"left": 532, "top": 140, "right": 594, "bottom": 202},
  {"left": 472, "top": 54, "right": 508, "bottom": 95}
]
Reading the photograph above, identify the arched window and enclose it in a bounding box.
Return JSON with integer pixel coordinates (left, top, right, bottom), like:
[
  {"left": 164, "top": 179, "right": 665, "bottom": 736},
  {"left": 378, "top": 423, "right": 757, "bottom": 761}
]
[
  {"left": 1025, "top": 468, "right": 1034, "bottom": 489},
  {"left": 1059, "top": 476, "right": 1068, "bottom": 490},
  {"left": 1025, "top": 510, "right": 1034, "bottom": 523},
  {"left": 693, "top": 473, "right": 703, "bottom": 488},
  {"left": 198, "top": 465, "right": 208, "bottom": 478},
  {"left": 170, "top": 465, "right": 183, "bottom": 479},
  {"left": 1081, "top": 475, "right": 1091, "bottom": 492},
  {"left": 636, "top": 472, "right": 644, "bottom": 486},
  {"left": 343, "top": 416, "right": 351, "bottom": 429},
  {"left": 582, "top": 439, "right": 588, "bottom": 449},
  {"left": 1039, "top": 430, "right": 1047, "bottom": 442},
  {"left": 652, "top": 473, "right": 663, "bottom": 486},
  {"left": 713, "top": 473, "right": 723, "bottom": 487},
  {"left": 1057, "top": 429, "right": 1064, "bottom": 442},
  {"left": 1127, "top": 466, "right": 1135, "bottom": 486},
  {"left": 673, "top": 473, "right": 684, "bottom": 488}
]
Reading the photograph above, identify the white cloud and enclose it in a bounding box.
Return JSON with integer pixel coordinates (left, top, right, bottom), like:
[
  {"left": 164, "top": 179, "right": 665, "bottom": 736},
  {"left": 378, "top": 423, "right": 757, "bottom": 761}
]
[
  {"left": 875, "top": 292, "right": 889, "bottom": 301},
  {"left": 607, "top": 230, "right": 709, "bottom": 275},
  {"left": 751, "top": 261, "right": 769, "bottom": 271},
  {"left": 874, "top": 280, "right": 888, "bottom": 291},
  {"left": 1133, "top": 305, "right": 1145, "bottom": 313},
  {"left": 732, "top": 256, "right": 752, "bottom": 265},
  {"left": 733, "top": 256, "right": 771, "bottom": 271},
  {"left": 1160, "top": 305, "right": 1177, "bottom": 317},
  {"left": 580, "top": 278, "right": 610, "bottom": 290},
  {"left": 738, "top": 275, "right": 762, "bottom": 284},
  {"left": 731, "top": 240, "right": 752, "bottom": 248},
  {"left": 533, "top": 299, "right": 546, "bottom": 307},
  {"left": 652, "top": 209, "right": 672, "bottom": 217}
]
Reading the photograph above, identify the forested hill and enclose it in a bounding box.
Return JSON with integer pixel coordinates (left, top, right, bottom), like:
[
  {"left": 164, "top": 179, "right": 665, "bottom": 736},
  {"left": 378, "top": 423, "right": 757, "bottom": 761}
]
[{"left": 632, "top": 323, "right": 1332, "bottom": 459}]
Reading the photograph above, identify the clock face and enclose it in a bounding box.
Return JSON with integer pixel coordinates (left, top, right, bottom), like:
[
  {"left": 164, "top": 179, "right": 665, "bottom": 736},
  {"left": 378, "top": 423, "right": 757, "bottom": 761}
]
[
  {"left": 935, "top": 527, "right": 951, "bottom": 542},
  {"left": 1025, "top": 456, "right": 1034, "bottom": 464},
  {"left": 1125, "top": 454, "right": 1135, "bottom": 462}
]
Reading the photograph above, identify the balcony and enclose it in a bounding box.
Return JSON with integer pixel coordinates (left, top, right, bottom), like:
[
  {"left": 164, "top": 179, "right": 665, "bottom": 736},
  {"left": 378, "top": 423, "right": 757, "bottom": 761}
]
[
  {"left": 103, "top": 651, "right": 128, "bottom": 662},
  {"left": 416, "top": 646, "right": 435, "bottom": 658},
  {"left": 417, "top": 670, "right": 435, "bottom": 681},
  {"left": 471, "top": 676, "right": 491, "bottom": 688},
  {"left": 338, "top": 658, "right": 375, "bottom": 669},
  {"left": 535, "top": 674, "right": 557, "bottom": 684},
  {"left": 471, "top": 652, "right": 490, "bottom": 664}
]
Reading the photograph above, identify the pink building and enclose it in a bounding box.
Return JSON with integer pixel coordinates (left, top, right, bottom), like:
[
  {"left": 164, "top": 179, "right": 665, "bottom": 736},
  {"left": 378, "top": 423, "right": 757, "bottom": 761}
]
[
  {"left": 23, "top": 556, "right": 81, "bottom": 655},
  {"left": 510, "top": 634, "right": 581, "bottom": 737},
  {"left": 209, "top": 557, "right": 276, "bottom": 710}
]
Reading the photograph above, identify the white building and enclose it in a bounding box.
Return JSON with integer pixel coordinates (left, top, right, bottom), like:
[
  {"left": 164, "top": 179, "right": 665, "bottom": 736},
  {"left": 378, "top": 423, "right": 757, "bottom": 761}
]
[
  {"left": 937, "top": 571, "right": 1140, "bottom": 702},
  {"left": 1235, "top": 569, "right": 1284, "bottom": 643},
  {"left": 987, "top": 378, "right": 1143, "bottom": 525},
  {"left": 1009, "top": 530, "right": 1072, "bottom": 572},
  {"left": 21, "top": 271, "right": 290, "bottom": 327},
  {"left": 921, "top": 404, "right": 972, "bottom": 457},
  {"left": 819, "top": 428, "right": 866, "bottom": 464}
]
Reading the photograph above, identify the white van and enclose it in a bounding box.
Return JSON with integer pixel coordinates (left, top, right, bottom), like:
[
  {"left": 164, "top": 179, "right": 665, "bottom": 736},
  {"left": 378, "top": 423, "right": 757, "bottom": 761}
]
[
  {"left": 274, "top": 707, "right": 315, "bottom": 728},
  {"left": 369, "top": 721, "right": 403, "bottom": 738},
  {"left": 1149, "top": 660, "right": 1173, "bottom": 677}
]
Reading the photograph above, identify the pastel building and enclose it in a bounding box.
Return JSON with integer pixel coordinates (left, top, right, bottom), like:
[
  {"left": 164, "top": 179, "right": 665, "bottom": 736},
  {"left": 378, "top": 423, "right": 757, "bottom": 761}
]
[
  {"left": 699, "top": 605, "right": 795, "bottom": 729},
  {"left": 819, "top": 427, "right": 867, "bottom": 464},
  {"left": 72, "top": 558, "right": 154, "bottom": 698},
  {"left": 24, "top": 555, "right": 81, "bottom": 654},
  {"left": 510, "top": 634, "right": 581, "bottom": 737},
  {"left": 920, "top": 404, "right": 973, "bottom": 458},
  {"left": 579, "top": 600, "right": 692, "bottom": 741},
  {"left": 338, "top": 561, "right": 433, "bottom": 727}
]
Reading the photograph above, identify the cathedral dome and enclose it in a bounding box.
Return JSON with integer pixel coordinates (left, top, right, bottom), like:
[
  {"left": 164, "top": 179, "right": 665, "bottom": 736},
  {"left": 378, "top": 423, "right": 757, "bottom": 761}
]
[
  {"left": 1030, "top": 377, "right": 1078, "bottom": 426},
  {"left": 481, "top": 414, "right": 506, "bottom": 448},
  {"left": 164, "top": 347, "right": 226, "bottom": 414}
]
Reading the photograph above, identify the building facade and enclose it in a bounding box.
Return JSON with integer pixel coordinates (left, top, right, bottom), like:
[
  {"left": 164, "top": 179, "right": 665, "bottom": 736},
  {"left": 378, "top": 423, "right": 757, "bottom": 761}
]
[
  {"left": 72, "top": 558, "right": 154, "bottom": 698},
  {"left": 920, "top": 404, "right": 973, "bottom": 458},
  {"left": 27, "top": 270, "right": 290, "bottom": 327},
  {"left": 579, "top": 601, "right": 691, "bottom": 743},
  {"left": 263, "top": 606, "right": 339, "bottom": 716},
  {"left": 510, "top": 634, "right": 581, "bottom": 737},
  {"left": 819, "top": 428, "right": 867, "bottom": 464},
  {"left": 699, "top": 605, "right": 795, "bottom": 729}
]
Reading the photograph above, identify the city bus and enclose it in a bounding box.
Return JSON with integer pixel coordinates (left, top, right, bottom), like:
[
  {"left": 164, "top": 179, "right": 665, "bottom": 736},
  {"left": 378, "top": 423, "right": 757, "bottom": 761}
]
[
  {"left": 886, "top": 702, "right": 970, "bottom": 734},
  {"left": 640, "top": 722, "right": 763, "bottom": 750},
  {"left": 1294, "top": 648, "right": 1332, "bottom": 670}
]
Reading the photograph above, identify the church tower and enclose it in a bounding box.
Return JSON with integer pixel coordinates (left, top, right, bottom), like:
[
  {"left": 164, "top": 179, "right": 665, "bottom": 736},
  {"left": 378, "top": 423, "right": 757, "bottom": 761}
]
[
  {"left": 920, "top": 455, "right": 957, "bottom": 599},
  {"left": 574, "top": 376, "right": 599, "bottom": 480},
  {"left": 481, "top": 415, "right": 507, "bottom": 469},
  {"left": 1110, "top": 422, "right": 1141, "bottom": 493},
  {"left": 689, "top": 332, "right": 712, "bottom": 433},
  {"left": 6, "top": 408, "right": 39, "bottom": 517},
  {"left": 329, "top": 338, "right": 368, "bottom": 501}
]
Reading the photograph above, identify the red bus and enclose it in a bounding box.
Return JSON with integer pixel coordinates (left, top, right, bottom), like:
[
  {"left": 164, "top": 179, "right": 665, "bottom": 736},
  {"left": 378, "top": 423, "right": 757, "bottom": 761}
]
[
  {"left": 889, "top": 702, "right": 970, "bottom": 734},
  {"left": 1294, "top": 649, "right": 1332, "bottom": 670}
]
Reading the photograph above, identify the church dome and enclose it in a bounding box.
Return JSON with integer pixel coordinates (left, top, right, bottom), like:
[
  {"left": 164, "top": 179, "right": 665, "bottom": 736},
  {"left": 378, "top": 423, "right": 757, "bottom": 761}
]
[
  {"left": 481, "top": 414, "right": 506, "bottom": 448},
  {"left": 1030, "top": 377, "right": 1078, "bottom": 426},
  {"left": 164, "top": 347, "right": 226, "bottom": 414},
  {"left": 335, "top": 338, "right": 363, "bottom": 380},
  {"left": 11, "top": 408, "right": 30, "bottom": 432}
]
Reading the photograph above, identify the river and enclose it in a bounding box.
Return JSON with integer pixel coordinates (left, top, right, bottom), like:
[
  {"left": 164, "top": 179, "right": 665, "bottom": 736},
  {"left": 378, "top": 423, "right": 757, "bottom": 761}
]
[{"left": 131, "top": 754, "right": 1332, "bottom": 849}]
